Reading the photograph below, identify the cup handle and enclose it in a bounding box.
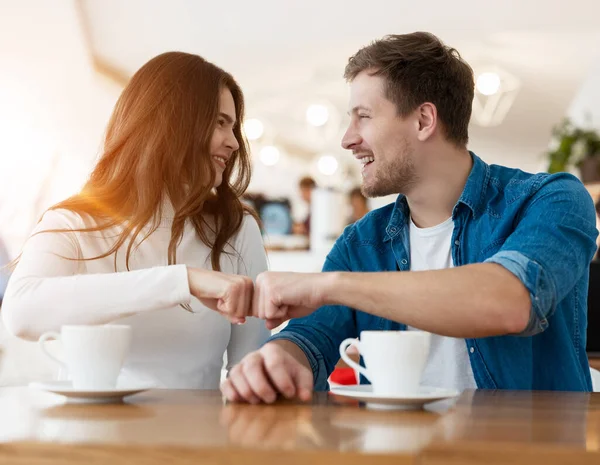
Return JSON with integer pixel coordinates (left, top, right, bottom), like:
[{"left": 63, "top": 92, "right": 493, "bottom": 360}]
[
  {"left": 339, "top": 338, "right": 370, "bottom": 382},
  {"left": 38, "top": 331, "right": 67, "bottom": 371}
]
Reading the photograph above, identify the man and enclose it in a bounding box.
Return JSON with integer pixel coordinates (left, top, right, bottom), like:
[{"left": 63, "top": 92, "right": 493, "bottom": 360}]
[
  {"left": 221, "top": 32, "right": 598, "bottom": 404},
  {"left": 347, "top": 186, "right": 370, "bottom": 224},
  {"left": 292, "top": 176, "right": 317, "bottom": 236}
]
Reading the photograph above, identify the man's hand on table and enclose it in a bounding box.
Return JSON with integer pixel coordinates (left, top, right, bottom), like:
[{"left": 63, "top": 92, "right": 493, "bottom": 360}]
[{"left": 221, "top": 342, "right": 313, "bottom": 404}]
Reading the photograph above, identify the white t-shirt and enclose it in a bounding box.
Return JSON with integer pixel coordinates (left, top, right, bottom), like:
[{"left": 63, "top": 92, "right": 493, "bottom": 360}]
[
  {"left": 2, "top": 207, "right": 270, "bottom": 389},
  {"left": 407, "top": 217, "right": 477, "bottom": 391}
]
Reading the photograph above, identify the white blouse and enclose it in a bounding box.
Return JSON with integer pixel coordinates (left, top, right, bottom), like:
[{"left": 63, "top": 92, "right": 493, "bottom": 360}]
[{"left": 2, "top": 208, "right": 270, "bottom": 389}]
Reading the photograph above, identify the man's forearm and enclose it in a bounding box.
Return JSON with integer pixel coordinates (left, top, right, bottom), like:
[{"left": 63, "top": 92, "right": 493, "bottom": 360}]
[{"left": 320, "top": 263, "right": 531, "bottom": 338}]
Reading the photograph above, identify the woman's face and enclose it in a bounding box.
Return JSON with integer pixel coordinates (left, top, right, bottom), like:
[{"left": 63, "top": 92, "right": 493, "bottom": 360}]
[{"left": 209, "top": 88, "right": 240, "bottom": 188}]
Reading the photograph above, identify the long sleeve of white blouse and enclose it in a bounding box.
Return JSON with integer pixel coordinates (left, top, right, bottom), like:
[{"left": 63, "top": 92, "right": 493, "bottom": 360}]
[
  {"left": 1, "top": 210, "right": 191, "bottom": 340},
  {"left": 1, "top": 210, "right": 270, "bottom": 348}
]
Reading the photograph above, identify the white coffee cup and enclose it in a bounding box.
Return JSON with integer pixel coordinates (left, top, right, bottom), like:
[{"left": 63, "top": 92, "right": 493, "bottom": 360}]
[
  {"left": 38, "top": 325, "right": 132, "bottom": 390},
  {"left": 339, "top": 331, "right": 431, "bottom": 395}
]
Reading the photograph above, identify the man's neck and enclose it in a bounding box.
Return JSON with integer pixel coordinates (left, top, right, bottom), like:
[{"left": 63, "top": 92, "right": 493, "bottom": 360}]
[{"left": 406, "top": 148, "right": 473, "bottom": 228}]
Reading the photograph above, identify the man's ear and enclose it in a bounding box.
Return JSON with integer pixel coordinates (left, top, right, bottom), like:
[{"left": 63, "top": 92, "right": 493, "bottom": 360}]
[{"left": 415, "top": 103, "right": 437, "bottom": 142}]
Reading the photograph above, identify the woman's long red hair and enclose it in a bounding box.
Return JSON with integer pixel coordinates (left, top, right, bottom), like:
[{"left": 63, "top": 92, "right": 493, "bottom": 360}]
[{"left": 35, "top": 51, "right": 255, "bottom": 271}]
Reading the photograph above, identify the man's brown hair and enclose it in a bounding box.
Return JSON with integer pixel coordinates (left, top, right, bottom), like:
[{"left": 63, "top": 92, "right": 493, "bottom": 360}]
[
  {"left": 299, "top": 176, "right": 317, "bottom": 189},
  {"left": 344, "top": 32, "right": 474, "bottom": 147}
]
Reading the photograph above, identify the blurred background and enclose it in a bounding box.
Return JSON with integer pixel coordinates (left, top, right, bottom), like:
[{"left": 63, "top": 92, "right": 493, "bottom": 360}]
[
  {"left": 1, "top": 0, "right": 600, "bottom": 381},
  {"left": 2, "top": 0, "right": 600, "bottom": 260}
]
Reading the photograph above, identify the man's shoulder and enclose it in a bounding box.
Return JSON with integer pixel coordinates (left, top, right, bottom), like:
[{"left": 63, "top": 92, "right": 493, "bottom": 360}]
[
  {"left": 487, "top": 163, "right": 546, "bottom": 192},
  {"left": 485, "top": 164, "right": 587, "bottom": 208}
]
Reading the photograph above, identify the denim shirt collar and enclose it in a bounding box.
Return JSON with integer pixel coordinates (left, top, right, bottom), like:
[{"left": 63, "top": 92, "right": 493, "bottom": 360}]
[{"left": 384, "top": 152, "right": 490, "bottom": 243}]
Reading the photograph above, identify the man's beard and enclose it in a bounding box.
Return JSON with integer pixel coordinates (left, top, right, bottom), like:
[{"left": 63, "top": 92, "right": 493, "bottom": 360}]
[{"left": 362, "top": 142, "right": 417, "bottom": 198}]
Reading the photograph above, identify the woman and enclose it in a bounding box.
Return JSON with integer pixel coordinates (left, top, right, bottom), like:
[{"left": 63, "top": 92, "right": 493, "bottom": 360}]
[{"left": 2, "top": 52, "right": 270, "bottom": 389}]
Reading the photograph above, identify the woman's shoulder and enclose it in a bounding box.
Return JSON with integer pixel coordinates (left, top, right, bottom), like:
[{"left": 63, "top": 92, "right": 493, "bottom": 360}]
[
  {"left": 232, "top": 213, "right": 267, "bottom": 277},
  {"left": 33, "top": 209, "right": 111, "bottom": 237},
  {"left": 239, "top": 213, "right": 261, "bottom": 233},
  {"left": 35, "top": 208, "right": 88, "bottom": 231},
  {"left": 233, "top": 213, "right": 262, "bottom": 243},
  {"left": 227, "top": 213, "right": 263, "bottom": 257}
]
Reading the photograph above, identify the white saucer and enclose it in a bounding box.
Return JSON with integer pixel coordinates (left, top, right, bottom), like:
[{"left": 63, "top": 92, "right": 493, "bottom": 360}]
[
  {"left": 29, "top": 381, "right": 153, "bottom": 404},
  {"left": 330, "top": 385, "right": 459, "bottom": 410}
]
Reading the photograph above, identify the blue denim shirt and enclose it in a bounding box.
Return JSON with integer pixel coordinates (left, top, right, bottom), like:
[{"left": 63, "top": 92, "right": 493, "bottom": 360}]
[{"left": 270, "top": 153, "right": 599, "bottom": 391}]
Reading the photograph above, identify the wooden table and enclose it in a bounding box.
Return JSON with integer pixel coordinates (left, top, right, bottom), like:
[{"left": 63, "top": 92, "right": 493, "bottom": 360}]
[{"left": 0, "top": 387, "right": 598, "bottom": 465}]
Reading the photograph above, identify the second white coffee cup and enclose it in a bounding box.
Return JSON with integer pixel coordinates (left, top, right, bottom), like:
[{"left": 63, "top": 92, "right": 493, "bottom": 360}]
[
  {"left": 339, "top": 330, "right": 431, "bottom": 395},
  {"left": 38, "top": 325, "right": 132, "bottom": 390}
]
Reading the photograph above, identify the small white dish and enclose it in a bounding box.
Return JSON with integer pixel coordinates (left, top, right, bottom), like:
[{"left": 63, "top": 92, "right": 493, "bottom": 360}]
[
  {"left": 330, "top": 384, "right": 460, "bottom": 410},
  {"left": 29, "top": 381, "right": 153, "bottom": 404}
]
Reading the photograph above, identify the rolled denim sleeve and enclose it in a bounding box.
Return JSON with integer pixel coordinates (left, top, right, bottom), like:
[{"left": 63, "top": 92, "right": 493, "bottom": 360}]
[
  {"left": 267, "top": 237, "right": 358, "bottom": 391},
  {"left": 485, "top": 174, "right": 598, "bottom": 336}
]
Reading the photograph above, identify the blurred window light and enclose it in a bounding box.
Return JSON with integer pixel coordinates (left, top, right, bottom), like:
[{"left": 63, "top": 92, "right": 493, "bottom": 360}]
[
  {"left": 259, "top": 145, "right": 280, "bottom": 166},
  {"left": 0, "top": 78, "right": 56, "bottom": 188},
  {"left": 306, "top": 104, "right": 329, "bottom": 127}
]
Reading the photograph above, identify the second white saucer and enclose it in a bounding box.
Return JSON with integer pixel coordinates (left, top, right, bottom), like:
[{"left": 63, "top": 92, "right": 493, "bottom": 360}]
[{"left": 330, "top": 384, "right": 460, "bottom": 410}]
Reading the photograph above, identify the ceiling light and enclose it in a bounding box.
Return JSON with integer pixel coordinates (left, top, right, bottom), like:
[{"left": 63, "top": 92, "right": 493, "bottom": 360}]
[
  {"left": 476, "top": 72, "right": 501, "bottom": 96},
  {"left": 472, "top": 67, "right": 520, "bottom": 127},
  {"left": 306, "top": 104, "right": 329, "bottom": 127},
  {"left": 259, "top": 146, "right": 280, "bottom": 166},
  {"left": 317, "top": 154, "right": 338, "bottom": 175},
  {"left": 243, "top": 118, "right": 264, "bottom": 140}
]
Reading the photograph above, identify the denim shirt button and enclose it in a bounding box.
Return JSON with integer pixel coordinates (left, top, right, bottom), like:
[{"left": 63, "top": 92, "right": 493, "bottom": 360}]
[
  {"left": 454, "top": 240, "right": 460, "bottom": 246},
  {"left": 390, "top": 227, "right": 398, "bottom": 233},
  {"left": 401, "top": 259, "right": 408, "bottom": 265},
  {"left": 470, "top": 347, "right": 475, "bottom": 354}
]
